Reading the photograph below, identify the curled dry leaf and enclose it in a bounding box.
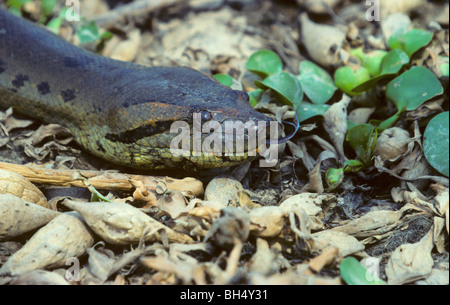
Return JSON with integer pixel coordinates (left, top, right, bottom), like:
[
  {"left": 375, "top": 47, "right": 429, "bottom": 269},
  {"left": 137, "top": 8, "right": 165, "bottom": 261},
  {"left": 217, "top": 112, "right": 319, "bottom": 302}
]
[
  {"left": 280, "top": 192, "right": 336, "bottom": 215},
  {"left": 312, "top": 230, "right": 365, "bottom": 257},
  {"left": 107, "top": 29, "right": 141, "bottom": 62},
  {"left": 0, "top": 169, "right": 48, "bottom": 207},
  {"left": 204, "top": 207, "right": 250, "bottom": 251},
  {"left": 249, "top": 206, "right": 285, "bottom": 238},
  {"left": 330, "top": 204, "right": 423, "bottom": 239},
  {"left": 373, "top": 127, "right": 414, "bottom": 163},
  {"left": 63, "top": 200, "right": 193, "bottom": 245},
  {"left": 0, "top": 212, "right": 94, "bottom": 276},
  {"left": 300, "top": 13, "right": 345, "bottom": 68},
  {"left": 0, "top": 194, "right": 60, "bottom": 239},
  {"left": 157, "top": 191, "right": 188, "bottom": 219},
  {"left": 348, "top": 107, "right": 376, "bottom": 125},
  {"left": 280, "top": 193, "right": 337, "bottom": 231},
  {"left": 204, "top": 177, "right": 243, "bottom": 206},
  {"left": 247, "top": 238, "right": 279, "bottom": 275},
  {"left": 323, "top": 95, "right": 351, "bottom": 162},
  {"left": 9, "top": 270, "right": 69, "bottom": 285},
  {"left": 433, "top": 186, "right": 449, "bottom": 234},
  {"left": 308, "top": 246, "right": 339, "bottom": 273},
  {"left": 303, "top": 150, "right": 337, "bottom": 193},
  {"left": 385, "top": 228, "right": 434, "bottom": 285}
]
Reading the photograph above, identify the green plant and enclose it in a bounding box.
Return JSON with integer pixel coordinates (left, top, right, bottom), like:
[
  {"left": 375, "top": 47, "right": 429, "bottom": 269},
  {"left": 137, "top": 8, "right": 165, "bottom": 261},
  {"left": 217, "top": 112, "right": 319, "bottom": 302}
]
[
  {"left": 340, "top": 257, "right": 386, "bottom": 285},
  {"left": 337, "top": 26, "right": 443, "bottom": 172},
  {"left": 423, "top": 111, "right": 449, "bottom": 177},
  {"left": 334, "top": 66, "right": 371, "bottom": 96},
  {"left": 216, "top": 50, "right": 337, "bottom": 125}
]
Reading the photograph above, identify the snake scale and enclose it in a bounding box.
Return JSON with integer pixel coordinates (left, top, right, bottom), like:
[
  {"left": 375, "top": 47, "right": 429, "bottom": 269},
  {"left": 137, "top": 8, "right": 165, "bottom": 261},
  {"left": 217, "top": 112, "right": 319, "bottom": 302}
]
[{"left": 0, "top": 9, "right": 273, "bottom": 170}]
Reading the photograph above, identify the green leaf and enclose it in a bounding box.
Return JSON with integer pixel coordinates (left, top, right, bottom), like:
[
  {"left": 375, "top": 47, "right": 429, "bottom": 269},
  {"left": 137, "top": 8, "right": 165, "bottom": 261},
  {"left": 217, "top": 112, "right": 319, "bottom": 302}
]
[
  {"left": 255, "top": 72, "right": 303, "bottom": 110},
  {"left": 7, "top": 0, "right": 32, "bottom": 9},
  {"left": 7, "top": 0, "right": 32, "bottom": 15},
  {"left": 326, "top": 167, "right": 344, "bottom": 190},
  {"left": 379, "top": 49, "right": 410, "bottom": 75},
  {"left": 352, "top": 49, "right": 410, "bottom": 93},
  {"left": 246, "top": 50, "right": 283, "bottom": 78},
  {"left": 389, "top": 28, "right": 434, "bottom": 57},
  {"left": 77, "top": 21, "right": 100, "bottom": 44},
  {"left": 334, "top": 66, "right": 371, "bottom": 96},
  {"left": 41, "top": 0, "right": 56, "bottom": 17},
  {"left": 213, "top": 74, "right": 234, "bottom": 88},
  {"left": 351, "top": 48, "right": 388, "bottom": 77},
  {"left": 340, "top": 257, "right": 386, "bottom": 285},
  {"left": 298, "top": 61, "right": 337, "bottom": 104},
  {"left": 423, "top": 112, "right": 449, "bottom": 177},
  {"left": 46, "top": 17, "right": 63, "bottom": 34},
  {"left": 346, "top": 124, "right": 377, "bottom": 166},
  {"left": 248, "top": 89, "right": 264, "bottom": 107},
  {"left": 440, "top": 63, "right": 449, "bottom": 77},
  {"left": 343, "top": 159, "right": 364, "bottom": 172},
  {"left": 402, "top": 29, "right": 434, "bottom": 57},
  {"left": 386, "top": 66, "right": 444, "bottom": 111},
  {"left": 295, "top": 101, "right": 330, "bottom": 122}
]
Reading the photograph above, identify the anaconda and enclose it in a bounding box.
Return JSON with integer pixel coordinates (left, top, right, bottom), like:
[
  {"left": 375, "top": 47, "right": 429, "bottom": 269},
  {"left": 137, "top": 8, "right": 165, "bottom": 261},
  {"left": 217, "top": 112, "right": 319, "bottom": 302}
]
[{"left": 0, "top": 9, "right": 275, "bottom": 170}]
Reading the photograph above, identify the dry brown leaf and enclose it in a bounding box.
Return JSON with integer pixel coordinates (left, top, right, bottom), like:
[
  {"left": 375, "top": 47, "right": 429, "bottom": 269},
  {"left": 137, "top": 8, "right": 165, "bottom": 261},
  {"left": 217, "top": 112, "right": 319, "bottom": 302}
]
[
  {"left": 300, "top": 13, "right": 345, "bottom": 68},
  {"left": 238, "top": 190, "right": 261, "bottom": 209},
  {"left": 188, "top": 206, "right": 220, "bottom": 223},
  {"left": 0, "top": 169, "right": 48, "bottom": 207},
  {"left": 0, "top": 212, "right": 94, "bottom": 276},
  {"left": 0, "top": 194, "right": 60, "bottom": 239},
  {"left": 308, "top": 246, "right": 339, "bottom": 273},
  {"left": 312, "top": 230, "right": 365, "bottom": 257},
  {"left": 141, "top": 253, "right": 194, "bottom": 284},
  {"left": 348, "top": 107, "right": 376, "bottom": 125},
  {"left": 0, "top": 107, "right": 34, "bottom": 133},
  {"left": 204, "top": 177, "right": 243, "bottom": 206},
  {"left": 63, "top": 200, "right": 193, "bottom": 245},
  {"left": 157, "top": 191, "right": 187, "bottom": 219},
  {"left": 373, "top": 127, "right": 414, "bottom": 163},
  {"left": 204, "top": 208, "right": 250, "bottom": 251},
  {"left": 433, "top": 185, "right": 449, "bottom": 234},
  {"left": 385, "top": 228, "right": 434, "bottom": 285},
  {"left": 247, "top": 238, "right": 279, "bottom": 275},
  {"left": 323, "top": 94, "right": 351, "bottom": 162},
  {"left": 106, "top": 29, "right": 141, "bottom": 62},
  {"left": 249, "top": 206, "right": 285, "bottom": 237},
  {"left": 9, "top": 270, "right": 69, "bottom": 285},
  {"left": 330, "top": 204, "right": 422, "bottom": 239}
]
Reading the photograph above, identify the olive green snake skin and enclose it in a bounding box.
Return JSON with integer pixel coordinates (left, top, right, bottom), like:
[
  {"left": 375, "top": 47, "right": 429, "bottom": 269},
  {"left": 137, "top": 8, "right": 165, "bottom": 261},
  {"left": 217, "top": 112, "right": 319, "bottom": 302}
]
[{"left": 0, "top": 9, "right": 273, "bottom": 170}]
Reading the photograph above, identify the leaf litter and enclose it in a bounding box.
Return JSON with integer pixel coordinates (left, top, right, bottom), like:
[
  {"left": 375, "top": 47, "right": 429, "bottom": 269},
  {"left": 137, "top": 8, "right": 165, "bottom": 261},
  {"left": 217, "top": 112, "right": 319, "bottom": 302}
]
[{"left": 0, "top": 0, "right": 448, "bottom": 285}]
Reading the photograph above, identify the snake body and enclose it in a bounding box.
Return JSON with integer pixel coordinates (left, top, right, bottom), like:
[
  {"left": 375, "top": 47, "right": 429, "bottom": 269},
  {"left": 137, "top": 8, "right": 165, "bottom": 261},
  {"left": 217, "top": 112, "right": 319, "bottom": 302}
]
[{"left": 0, "top": 9, "right": 272, "bottom": 170}]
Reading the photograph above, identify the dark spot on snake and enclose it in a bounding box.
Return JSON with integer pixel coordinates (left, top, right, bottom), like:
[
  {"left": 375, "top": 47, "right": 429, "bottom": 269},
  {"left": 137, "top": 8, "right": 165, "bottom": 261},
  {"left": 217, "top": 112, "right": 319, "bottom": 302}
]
[
  {"left": 37, "top": 82, "right": 50, "bottom": 95},
  {"left": 8, "top": 88, "right": 17, "bottom": 93},
  {"left": 105, "top": 120, "right": 174, "bottom": 144},
  {"left": 12, "top": 74, "right": 29, "bottom": 88},
  {"left": 122, "top": 98, "right": 155, "bottom": 108},
  {"left": 0, "top": 59, "right": 5, "bottom": 74},
  {"left": 64, "top": 57, "right": 79, "bottom": 68},
  {"left": 96, "top": 140, "right": 106, "bottom": 153},
  {"left": 61, "top": 89, "right": 76, "bottom": 102},
  {"left": 129, "top": 151, "right": 135, "bottom": 166}
]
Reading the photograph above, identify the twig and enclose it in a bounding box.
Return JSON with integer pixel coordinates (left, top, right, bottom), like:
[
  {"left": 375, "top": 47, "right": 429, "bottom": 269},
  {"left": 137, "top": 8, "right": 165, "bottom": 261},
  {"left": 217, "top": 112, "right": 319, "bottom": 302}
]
[
  {"left": 93, "top": 0, "right": 184, "bottom": 28},
  {"left": 0, "top": 161, "right": 204, "bottom": 196}
]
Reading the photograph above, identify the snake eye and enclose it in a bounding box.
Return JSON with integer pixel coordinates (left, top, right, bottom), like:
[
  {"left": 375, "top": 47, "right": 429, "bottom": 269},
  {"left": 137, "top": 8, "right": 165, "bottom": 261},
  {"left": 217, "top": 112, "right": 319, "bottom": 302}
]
[{"left": 199, "top": 110, "right": 212, "bottom": 121}]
